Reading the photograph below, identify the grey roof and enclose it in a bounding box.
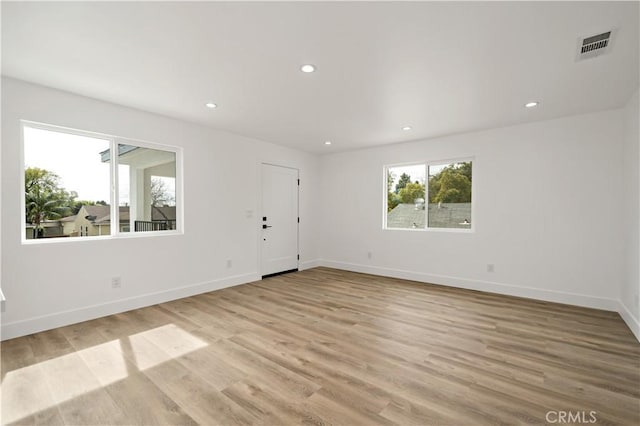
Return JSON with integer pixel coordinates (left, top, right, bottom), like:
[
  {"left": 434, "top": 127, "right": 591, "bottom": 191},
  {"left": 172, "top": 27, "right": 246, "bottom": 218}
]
[
  {"left": 59, "top": 215, "right": 77, "bottom": 222},
  {"left": 85, "top": 205, "right": 176, "bottom": 224},
  {"left": 83, "top": 205, "right": 111, "bottom": 220},
  {"left": 93, "top": 206, "right": 131, "bottom": 224},
  {"left": 32, "top": 204, "right": 175, "bottom": 227},
  {"left": 25, "top": 220, "right": 64, "bottom": 228},
  {"left": 387, "top": 204, "right": 425, "bottom": 229},
  {"left": 428, "top": 203, "right": 472, "bottom": 229},
  {"left": 387, "top": 203, "right": 471, "bottom": 229}
]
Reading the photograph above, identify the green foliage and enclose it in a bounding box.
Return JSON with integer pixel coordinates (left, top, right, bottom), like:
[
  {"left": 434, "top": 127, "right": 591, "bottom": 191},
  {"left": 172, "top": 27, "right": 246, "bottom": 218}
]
[
  {"left": 387, "top": 170, "right": 395, "bottom": 193},
  {"left": 395, "top": 173, "right": 411, "bottom": 194},
  {"left": 428, "top": 162, "right": 471, "bottom": 203},
  {"left": 25, "top": 167, "right": 57, "bottom": 194},
  {"left": 386, "top": 162, "right": 471, "bottom": 212},
  {"left": 399, "top": 181, "right": 425, "bottom": 203},
  {"left": 386, "top": 170, "right": 400, "bottom": 211},
  {"left": 387, "top": 191, "right": 400, "bottom": 212},
  {"left": 25, "top": 167, "right": 75, "bottom": 236},
  {"left": 71, "top": 199, "right": 106, "bottom": 215},
  {"left": 456, "top": 162, "right": 472, "bottom": 182}
]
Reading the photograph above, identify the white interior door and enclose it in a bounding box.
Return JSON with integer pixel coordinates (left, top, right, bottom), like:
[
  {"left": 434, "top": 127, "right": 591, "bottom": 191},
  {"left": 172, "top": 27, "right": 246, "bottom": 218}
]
[{"left": 261, "top": 164, "right": 299, "bottom": 276}]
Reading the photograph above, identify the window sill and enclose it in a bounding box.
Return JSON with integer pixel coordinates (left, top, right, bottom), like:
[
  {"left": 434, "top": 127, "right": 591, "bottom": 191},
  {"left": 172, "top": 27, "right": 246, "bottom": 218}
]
[
  {"left": 21, "top": 230, "right": 183, "bottom": 245},
  {"left": 383, "top": 227, "right": 475, "bottom": 233}
]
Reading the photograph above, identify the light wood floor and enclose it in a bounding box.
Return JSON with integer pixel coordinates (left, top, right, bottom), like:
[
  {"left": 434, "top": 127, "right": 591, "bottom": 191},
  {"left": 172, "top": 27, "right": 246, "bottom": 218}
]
[{"left": 2, "top": 267, "right": 639, "bottom": 425}]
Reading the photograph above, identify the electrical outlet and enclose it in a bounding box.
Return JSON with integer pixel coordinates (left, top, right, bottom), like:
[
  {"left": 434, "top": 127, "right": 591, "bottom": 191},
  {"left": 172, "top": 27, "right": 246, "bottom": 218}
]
[
  {"left": 226, "top": 259, "right": 232, "bottom": 268},
  {"left": 367, "top": 251, "right": 372, "bottom": 259},
  {"left": 112, "top": 276, "right": 121, "bottom": 289},
  {"left": 487, "top": 264, "right": 495, "bottom": 273}
]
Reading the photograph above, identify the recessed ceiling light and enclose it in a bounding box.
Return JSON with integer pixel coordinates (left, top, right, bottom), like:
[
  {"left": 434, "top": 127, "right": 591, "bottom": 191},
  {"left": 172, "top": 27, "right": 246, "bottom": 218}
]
[
  {"left": 301, "top": 64, "right": 316, "bottom": 73},
  {"left": 524, "top": 101, "right": 539, "bottom": 108},
  {"left": 324, "top": 141, "right": 332, "bottom": 145},
  {"left": 205, "top": 102, "right": 217, "bottom": 108},
  {"left": 402, "top": 126, "right": 412, "bottom": 131}
]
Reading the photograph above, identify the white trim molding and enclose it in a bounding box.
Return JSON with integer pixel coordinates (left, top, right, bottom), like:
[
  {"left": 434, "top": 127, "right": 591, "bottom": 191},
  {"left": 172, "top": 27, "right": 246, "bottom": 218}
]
[
  {"left": 320, "top": 260, "right": 639, "bottom": 342},
  {"left": 320, "top": 260, "right": 621, "bottom": 312},
  {"left": 618, "top": 301, "right": 640, "bottom": 342},
  {"left": 1, "top": 272, "right": 260, "bottom": 341},
  {"left": 3, "top": 263, "right": 637, "bottom": 343},
  {"left": 299, "top": 259, "right": 322, "bottom": 271}
]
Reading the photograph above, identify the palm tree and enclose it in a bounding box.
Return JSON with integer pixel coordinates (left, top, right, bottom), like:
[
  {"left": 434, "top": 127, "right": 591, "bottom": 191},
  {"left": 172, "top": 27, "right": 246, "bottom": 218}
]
[{"left": 25, "top": 167, "right": 71, "bottom": 238}]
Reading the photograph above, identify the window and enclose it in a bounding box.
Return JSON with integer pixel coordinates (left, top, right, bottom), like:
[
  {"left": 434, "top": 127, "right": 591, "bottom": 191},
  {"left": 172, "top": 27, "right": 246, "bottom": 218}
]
[
  {"left": 22, "top": 122, "right": 181, "bottom": 241},
  {"left": 114, "top": 144, "right": 177, "bottom": 233},
  {"left": 385, "top": 160, "right": 472, "bottom": 230}
]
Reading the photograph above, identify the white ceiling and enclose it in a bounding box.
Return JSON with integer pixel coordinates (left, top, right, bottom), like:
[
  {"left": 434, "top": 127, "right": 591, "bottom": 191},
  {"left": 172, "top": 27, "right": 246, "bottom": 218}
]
[{"left": 2, "top": 1, "right": 639, "bottom": 154}]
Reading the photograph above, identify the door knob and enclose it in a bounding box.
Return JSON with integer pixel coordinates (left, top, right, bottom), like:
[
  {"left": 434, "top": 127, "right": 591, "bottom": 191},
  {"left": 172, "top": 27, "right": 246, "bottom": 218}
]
[{"left": 262, "top": 224, "right": 272, "bottom": 229}]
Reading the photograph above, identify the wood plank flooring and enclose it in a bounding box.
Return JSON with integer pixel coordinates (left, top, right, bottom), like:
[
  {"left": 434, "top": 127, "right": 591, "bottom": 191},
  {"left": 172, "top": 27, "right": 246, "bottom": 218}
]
[{"left": 2, "top": 267, "right": 639, "bottom": 425}]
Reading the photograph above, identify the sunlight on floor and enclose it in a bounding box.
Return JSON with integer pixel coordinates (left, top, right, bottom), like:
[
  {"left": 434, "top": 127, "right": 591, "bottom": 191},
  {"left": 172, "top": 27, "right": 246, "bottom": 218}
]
[
  {"left": 127, "top": 323, "right": 208, "bottom": 370},
  {"left": 1, "top": 324, "right": 208, "bottom": 424}
]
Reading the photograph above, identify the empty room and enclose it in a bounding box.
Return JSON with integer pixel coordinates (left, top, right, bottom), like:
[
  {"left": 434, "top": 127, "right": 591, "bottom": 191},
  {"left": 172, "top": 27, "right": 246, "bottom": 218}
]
[{"left": 1, "top": 1, "right": 639, "bottom": 425}]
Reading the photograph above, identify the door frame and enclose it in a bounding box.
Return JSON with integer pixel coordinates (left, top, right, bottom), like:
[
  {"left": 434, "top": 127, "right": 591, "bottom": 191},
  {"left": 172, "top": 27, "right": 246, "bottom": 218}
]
[{"left": 258, "top": 162, "right": 299, "bottom": 277}]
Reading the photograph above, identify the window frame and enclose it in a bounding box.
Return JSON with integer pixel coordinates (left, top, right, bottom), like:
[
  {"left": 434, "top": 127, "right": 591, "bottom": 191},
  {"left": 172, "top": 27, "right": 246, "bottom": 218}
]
[
  {"left": 20, "top": 120, "right": 183, "bottom": 244},
  {"left": 383, "top": 157, "right": 475, "bottom": 233}
]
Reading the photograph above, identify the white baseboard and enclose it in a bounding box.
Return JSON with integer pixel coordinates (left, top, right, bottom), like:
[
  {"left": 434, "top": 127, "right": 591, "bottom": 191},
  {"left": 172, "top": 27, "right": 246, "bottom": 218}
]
[
  {"left": 299, "top": 259, "right": 321, "bottom": 271},
  {"left": 4, "top": 262, "right": 637, "bottom": 344},
  {"left": 618, "top": 300, "right": 640, "bottom": 342},
  {"left": 1, "top": 272, "right": 260, "bottom": 341},
  {"left": 319, "top": 260, "right": 620, "bottom": 312}
]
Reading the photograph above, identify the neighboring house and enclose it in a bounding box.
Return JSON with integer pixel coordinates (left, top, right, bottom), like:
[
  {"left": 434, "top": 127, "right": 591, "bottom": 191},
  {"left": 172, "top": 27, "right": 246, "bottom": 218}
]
[
  {"left": 26, "top": 206, "right": 116, "bottom": 238},
  {"left": 428, "top": 203, "right": 471, "bottom": 229},
  {"left": 92, "top": 206, "right": 131, "bottom": 234},
  {"left": 100, "top": 144, "right": 176, "bottom": 230},
  {"left": 387, "top": 204, "right": 426, "bottom": 229},
  {"left": 69, "top": 205, "right": 127, "bottom": 236},
  {"left": 28, "top": 204, "right": 176, "bottom": 239},
  {"left": 24, "top": 220, "right": 64, "bottom": 239},
  {"left": 388, "top": 202, "right": 471, "bottom": 229},
  {"left": 60, "top": 214, "right": 78, "bottom": 236},
  {"left": 69, "top": 205, "right": 177, "bottom": 235}
]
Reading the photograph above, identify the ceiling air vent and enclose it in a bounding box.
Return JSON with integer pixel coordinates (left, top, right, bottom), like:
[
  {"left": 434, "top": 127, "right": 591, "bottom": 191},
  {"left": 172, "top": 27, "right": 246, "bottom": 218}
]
[{"left": 577, "top": 30, "right": 614, "bottom": 61}]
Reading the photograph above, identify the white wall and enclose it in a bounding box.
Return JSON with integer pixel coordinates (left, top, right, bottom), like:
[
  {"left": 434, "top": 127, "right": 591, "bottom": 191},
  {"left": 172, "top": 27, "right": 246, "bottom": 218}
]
[
  {"left": 1, "top": 78, "right": 320, "bottom": 339},
  {"left": 319, "top": 109, "right": 626, "bottom": 311},
  {"left": 2, "top": 77, "right": 636, "bottom": 341},
  {"left": 621, "top": 89, "right": 640, "bottom": 339}
]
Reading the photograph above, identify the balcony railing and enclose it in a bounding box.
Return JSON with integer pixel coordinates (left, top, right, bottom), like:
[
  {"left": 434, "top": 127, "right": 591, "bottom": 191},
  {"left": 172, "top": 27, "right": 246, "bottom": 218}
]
[{"left": 134, "top": 220, "right": 176, "bottom": 232}]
